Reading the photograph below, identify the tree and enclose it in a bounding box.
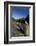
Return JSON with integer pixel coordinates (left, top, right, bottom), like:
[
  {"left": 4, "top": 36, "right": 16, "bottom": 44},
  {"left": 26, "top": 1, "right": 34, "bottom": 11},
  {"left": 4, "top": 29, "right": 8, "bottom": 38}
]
[
  {"left": 25, "top": 14, "right": 29, "bottom": 24},
  {"left": 16, "top": 18, "right": 25, "bottom": 24}
]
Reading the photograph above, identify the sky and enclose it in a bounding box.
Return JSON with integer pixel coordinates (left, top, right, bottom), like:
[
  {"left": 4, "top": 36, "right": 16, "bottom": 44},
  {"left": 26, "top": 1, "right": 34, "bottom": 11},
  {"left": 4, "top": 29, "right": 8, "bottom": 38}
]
[{"left": 11, "top": 7, "right": 29, "bottom": 19}]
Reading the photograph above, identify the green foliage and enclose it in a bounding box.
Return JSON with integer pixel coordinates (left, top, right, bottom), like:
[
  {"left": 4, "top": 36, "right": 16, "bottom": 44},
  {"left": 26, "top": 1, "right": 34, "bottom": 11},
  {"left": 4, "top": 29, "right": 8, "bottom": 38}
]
[{"left": 16, "top": 18, "right": 25, "bottom": 24}]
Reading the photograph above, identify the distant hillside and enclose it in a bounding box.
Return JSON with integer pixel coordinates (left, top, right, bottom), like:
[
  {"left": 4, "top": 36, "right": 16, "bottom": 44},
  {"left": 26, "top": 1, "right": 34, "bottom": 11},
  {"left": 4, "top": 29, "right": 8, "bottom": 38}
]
[{"left": 11, "top": 15, "right": 29, "bottom": 24}]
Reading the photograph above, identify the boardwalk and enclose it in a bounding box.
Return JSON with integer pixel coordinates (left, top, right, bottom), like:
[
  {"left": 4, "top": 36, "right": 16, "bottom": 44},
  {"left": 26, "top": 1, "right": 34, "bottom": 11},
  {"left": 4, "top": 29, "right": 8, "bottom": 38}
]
[{"left": 10, "top": 18, "right": 29, "bottom": 38}]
